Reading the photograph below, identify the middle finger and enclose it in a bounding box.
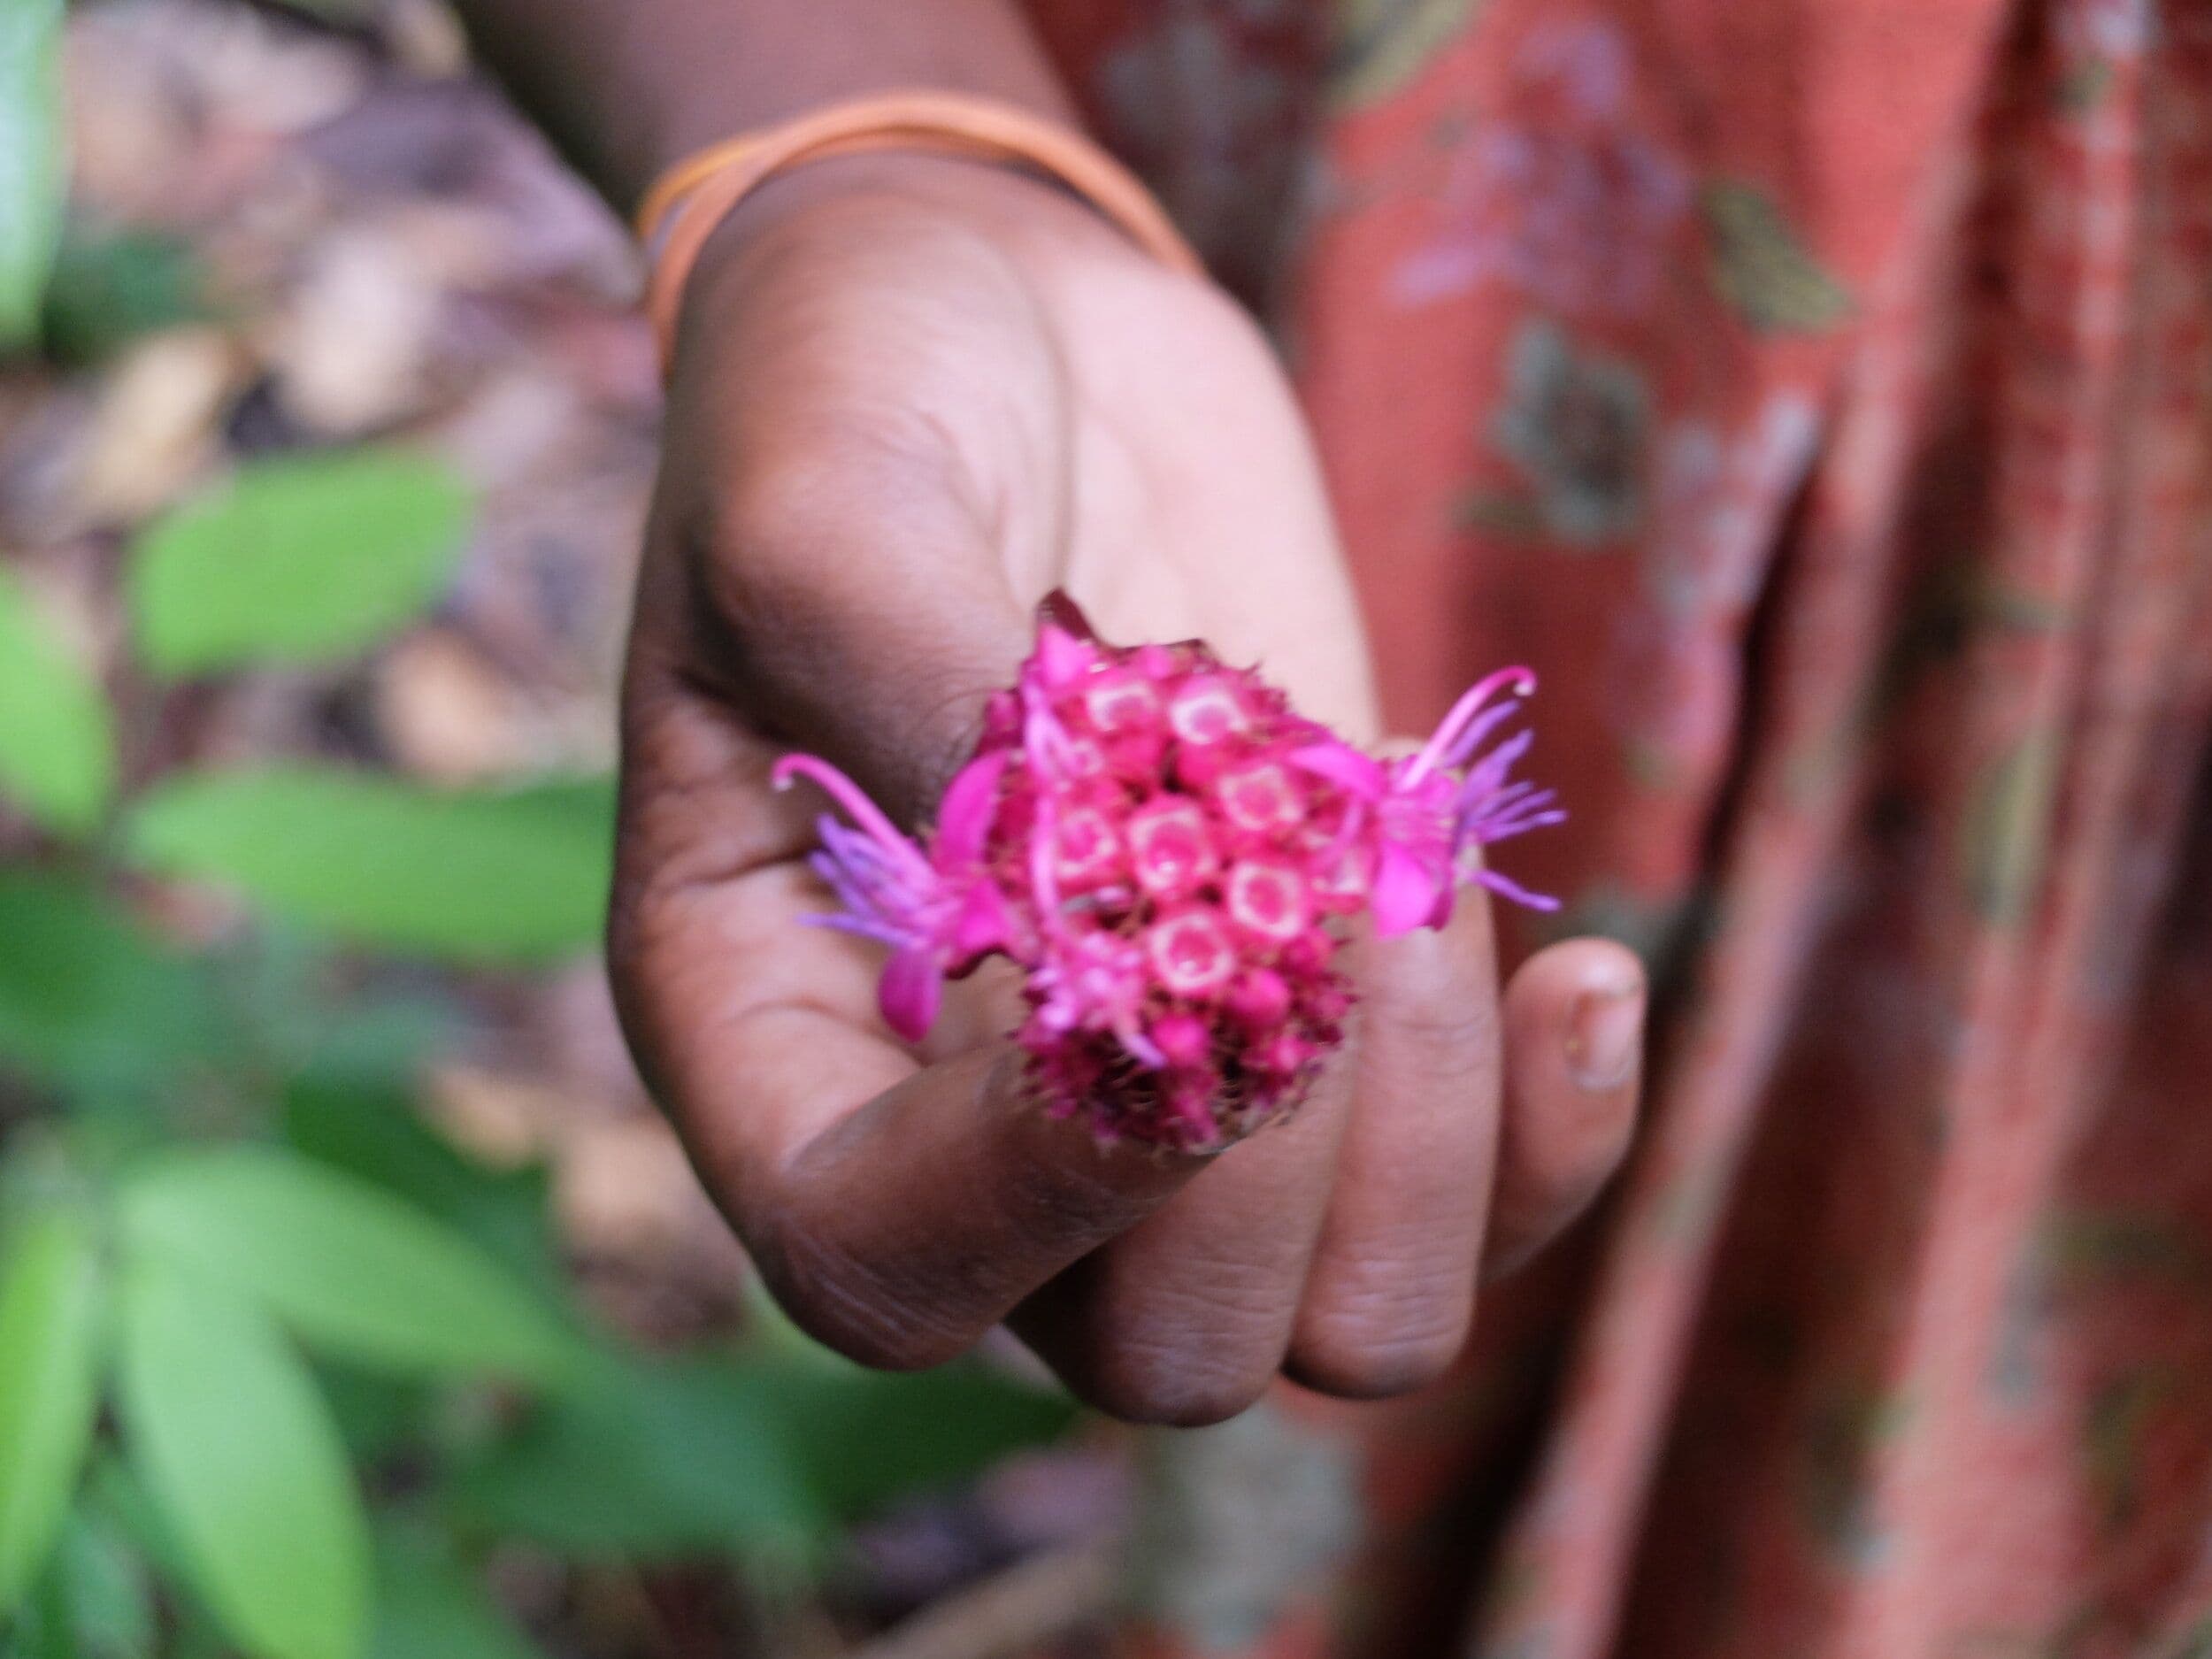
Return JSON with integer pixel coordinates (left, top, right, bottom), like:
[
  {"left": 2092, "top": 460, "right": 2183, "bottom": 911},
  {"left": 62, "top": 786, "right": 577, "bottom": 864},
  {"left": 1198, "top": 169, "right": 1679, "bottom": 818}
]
[{"left": 1009, "top": 1047, "right": 1355, "bottom": 1425}]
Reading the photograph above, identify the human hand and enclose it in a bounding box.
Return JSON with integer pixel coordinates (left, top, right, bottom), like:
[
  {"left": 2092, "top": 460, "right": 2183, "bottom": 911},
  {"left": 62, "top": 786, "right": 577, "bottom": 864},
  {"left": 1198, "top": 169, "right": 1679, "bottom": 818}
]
[{"left": 607, "top": 154, "right": 1645, "bottom": 1423}]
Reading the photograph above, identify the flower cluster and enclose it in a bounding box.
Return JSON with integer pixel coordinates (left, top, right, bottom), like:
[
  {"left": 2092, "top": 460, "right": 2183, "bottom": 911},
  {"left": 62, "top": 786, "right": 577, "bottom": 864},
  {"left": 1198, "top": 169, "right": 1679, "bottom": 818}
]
[{"left": 774, "top": 609, "right": 1563, "bottom": 1153}]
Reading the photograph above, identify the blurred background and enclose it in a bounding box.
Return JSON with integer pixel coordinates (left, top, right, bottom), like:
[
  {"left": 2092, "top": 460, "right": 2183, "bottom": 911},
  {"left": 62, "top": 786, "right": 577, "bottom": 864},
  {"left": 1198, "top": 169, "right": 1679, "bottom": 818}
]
[{"left": 0, "top": 3, "right": 1155, "bottom": 1654}]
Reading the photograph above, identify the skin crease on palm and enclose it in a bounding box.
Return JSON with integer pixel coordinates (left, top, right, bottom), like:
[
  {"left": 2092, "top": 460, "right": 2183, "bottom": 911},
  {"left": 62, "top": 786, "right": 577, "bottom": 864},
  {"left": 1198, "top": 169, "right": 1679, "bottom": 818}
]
[{"left": 604, "top": 151, "right": 1648, "bottom": 1425}]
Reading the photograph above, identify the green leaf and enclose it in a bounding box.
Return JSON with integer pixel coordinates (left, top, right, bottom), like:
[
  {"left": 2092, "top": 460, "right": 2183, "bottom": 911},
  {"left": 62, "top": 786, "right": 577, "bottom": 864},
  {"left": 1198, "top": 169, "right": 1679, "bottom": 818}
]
[
  {"left": 0, "top": 872, "right": 225, "bottom": 1096},
  {"left": 11, "top": 1574, "right": 67, "bottom": 1659},
  {"left": 0, "top": 0, "right": 65, "bottom": 352},
  {"left": 81, "top": 1455, "right": 196, "bottom": 1606},
  {"left": 0, "top": 569, "right": 118, "bottom": 836},
  {"left": 451, "top": 1352, "right": 827, "bottom": 1563},
  {"left": 222, "top": 930, "right": 459, "bottom": 1091},
  {"left": 119, "top": 1146, "right": 575, "bottom": 1384},
  {"left": 45, "top": 1507, "right": 156, "bottom": 1659},
  {"left": 1703, "top": 181, "right": 1852, "bottom": 334},
  {"left": 127, "top": 450, "right": 472, "bottom": 676},
  {"left": 311, "top": 1364, "right": 437, "bottom": 1470},
  {"left": 367, "top": 1529, "right": 546, "bottom": 1659},
  {"left": 282, "top": 1075, "right": 562, "bottom": 1294},
  {"left": 454, "top": 1347, "right": 1078, "bottom": 1563},
  {"left": 739, "top": 1356, "right": 1078, "bottom": 1521},
  {"left": 41, "top": 227, "right": 205, "bottom": 365},
  {"left": 123, "top": 768, "right": 616, "bottom": 964},
  {"left": 0, "top": 1214, "right": 104, "bottom": 1614},
  {"left": 116, "top": 1259, "right": 368, "bottom": 1659}
]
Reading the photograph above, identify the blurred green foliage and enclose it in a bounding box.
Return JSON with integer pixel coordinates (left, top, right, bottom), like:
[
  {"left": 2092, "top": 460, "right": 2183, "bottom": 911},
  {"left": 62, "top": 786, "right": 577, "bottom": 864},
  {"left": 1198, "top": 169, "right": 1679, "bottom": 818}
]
[
  {"left": 40, "top": 228, "right": 207, "bottom": 365},
  {"left": 0, "top": 445, "right": 1078, "bottom": 1659},
  {"left": 0, "top": 572, "right": 118, "bottom": 837},
  {"left": 125, "top": 770, "right": 618, "bottom": 964},
  {"left": 129, "top": 450, "right": 473, "bottom": 676},
  {"left": 0, "top": 0, "right": 66, "bottom": 350}
]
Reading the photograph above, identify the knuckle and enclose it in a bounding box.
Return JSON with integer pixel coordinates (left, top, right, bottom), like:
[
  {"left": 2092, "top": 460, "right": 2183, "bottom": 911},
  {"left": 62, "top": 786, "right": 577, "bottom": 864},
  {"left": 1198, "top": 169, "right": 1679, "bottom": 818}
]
[
  {"left": 1288, "top": 1325, "right": 1463, "bottom": 1401},
  {"left": 1375, "top": 991, "right": 1500, "bottom": 1071},
  {"left": 754, "top": 1221, "right": 975, "bottom": 1373},
  {"left": 1074, "top": 1298, "right": 1282, "bottom": 1427},
  {"left": 1079, "top": 1345, "right": 1276, "bottom": 1428},
  {"left": 1289, "top": 1271, "right": 1472, "bottom": 1400}
]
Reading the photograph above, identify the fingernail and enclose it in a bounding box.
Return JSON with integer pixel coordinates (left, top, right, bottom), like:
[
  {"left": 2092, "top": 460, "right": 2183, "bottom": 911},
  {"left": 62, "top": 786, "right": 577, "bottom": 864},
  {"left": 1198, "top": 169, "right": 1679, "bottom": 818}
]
[{"left": 1566, "top": 979, "right": 1645, "bottom": 1092}]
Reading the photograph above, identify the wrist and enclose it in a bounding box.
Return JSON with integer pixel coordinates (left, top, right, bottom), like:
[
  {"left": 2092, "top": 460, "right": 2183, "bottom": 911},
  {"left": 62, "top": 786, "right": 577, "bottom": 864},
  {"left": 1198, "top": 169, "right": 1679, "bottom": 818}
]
[
  {"left": 725, "top": 145, "right": 1125, "bottom": 244},
  {"left": 454, "top": 0, "right": 1078, "bottom": 216},
  {"left": 635, "top": 84, "right": 1203, "bottom": 365},
  {"left": 622, "top": 93, "right": 1080, "bottom": 225},
  {"left": 674, "top": 147, "right": 1161, "bottom": 339}
]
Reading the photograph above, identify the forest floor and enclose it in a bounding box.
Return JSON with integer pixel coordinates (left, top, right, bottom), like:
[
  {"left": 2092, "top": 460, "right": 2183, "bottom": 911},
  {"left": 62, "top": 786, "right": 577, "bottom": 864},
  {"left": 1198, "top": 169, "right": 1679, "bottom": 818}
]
[{"left": 0, "top": 3, "right": 1127, "bottom": 1653}]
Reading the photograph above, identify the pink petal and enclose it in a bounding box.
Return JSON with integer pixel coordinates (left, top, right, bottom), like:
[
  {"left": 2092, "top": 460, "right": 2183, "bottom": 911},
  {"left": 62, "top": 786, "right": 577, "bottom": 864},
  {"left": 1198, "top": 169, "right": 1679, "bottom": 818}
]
[
  {"left": 1033, "top": 624, "right": 1094, "bottom": 688},
  {"left": 879, "top": 947, "right": 944, "bottom": 1041},
  {"left": 1288, "top": 741, "right": 1387, "bottom": 798},
  {"left": 949, "top": 881, "right": 1011, "bottom": 961},
  {"left": 1151, "top": 1012, "right": 1211, "bottom": 1068},
  {"left": 1371, "top": 841, "right": 1444, "bottom": 939},
  {"left": 1426, "top": 882, "right": 1457, "bottom": 931},
  {"left": 934, "top": 750, "right": 1009, "bottom": 868}
]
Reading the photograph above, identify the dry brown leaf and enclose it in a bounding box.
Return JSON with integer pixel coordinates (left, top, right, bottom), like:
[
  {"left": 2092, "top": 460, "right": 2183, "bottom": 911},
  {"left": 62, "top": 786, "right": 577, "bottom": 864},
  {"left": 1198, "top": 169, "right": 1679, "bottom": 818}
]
[
  {"left": 373, "top": 628, "right": 541, "bottom": 782},
  {"left": 66, "top": 326, "right": 248, "bottom": 526},
  {"left": 423, "top": 1059, "right": 570, "bottom": 1166},
  {"left": 554, "top": 1118, "right": 719, "bottom": 1263},
  {"left": 261, "top": 227, "right": 440, "bottom": 434}
]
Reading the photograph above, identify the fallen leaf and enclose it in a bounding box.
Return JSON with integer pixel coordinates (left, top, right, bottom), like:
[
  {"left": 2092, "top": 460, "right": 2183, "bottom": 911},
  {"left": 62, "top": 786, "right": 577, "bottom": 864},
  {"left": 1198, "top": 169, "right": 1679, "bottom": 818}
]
[
  {"left": 261, "top": 228, "right": 440, "bottom": 435},
  {"left": 67, "top": 326, "right": 246, "bottom": 526}
]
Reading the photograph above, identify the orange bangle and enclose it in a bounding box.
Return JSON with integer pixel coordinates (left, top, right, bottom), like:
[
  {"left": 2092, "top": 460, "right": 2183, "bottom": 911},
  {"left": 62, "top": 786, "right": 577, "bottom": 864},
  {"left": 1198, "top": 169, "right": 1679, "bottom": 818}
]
[{"left": 634, "top": 90, "right": 1203, "bottom": 368}]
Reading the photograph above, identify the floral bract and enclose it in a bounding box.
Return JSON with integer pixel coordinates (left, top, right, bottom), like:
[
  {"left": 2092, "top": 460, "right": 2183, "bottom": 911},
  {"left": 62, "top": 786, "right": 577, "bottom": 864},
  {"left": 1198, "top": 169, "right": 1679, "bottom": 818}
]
[{"left": 772, "top": 606, "right": 1563, "bottom": 1153}]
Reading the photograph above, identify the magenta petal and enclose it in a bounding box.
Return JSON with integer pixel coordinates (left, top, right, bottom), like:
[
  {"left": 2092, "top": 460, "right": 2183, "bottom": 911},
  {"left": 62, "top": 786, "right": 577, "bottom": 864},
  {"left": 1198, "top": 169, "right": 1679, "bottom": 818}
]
[
  {"left": 878, "top": 947, "right": 943, "bottom": 1041},
  {"left": 1371, "top": 842, "right": 1443, "bottom": 939},
  {"left": 1287, "top": 741, "right": 1387, "bottom": 798},
  {"left": 949, "top": 880, "right": 1010, "bottom": 961},
  {"left": 934, "top": 750, "right": 1009, "bottom": 869},
  {"left": 1033, "top": 624, "right": 1093, "bottom": 688},
  {"left": 1426, "top": 882, "right": 1457, "bottom": 931}
]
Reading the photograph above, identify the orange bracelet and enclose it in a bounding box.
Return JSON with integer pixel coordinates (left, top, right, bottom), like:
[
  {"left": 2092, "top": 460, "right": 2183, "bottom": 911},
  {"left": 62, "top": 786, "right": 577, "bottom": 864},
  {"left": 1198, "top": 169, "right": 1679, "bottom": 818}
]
[{"left": 634, "top": 90, "right": 1203, "bottom": 367}]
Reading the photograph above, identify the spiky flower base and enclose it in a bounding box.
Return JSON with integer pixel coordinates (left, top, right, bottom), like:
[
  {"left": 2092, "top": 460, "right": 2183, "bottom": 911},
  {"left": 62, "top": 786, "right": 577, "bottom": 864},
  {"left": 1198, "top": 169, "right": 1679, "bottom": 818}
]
[{"left": 775, "top": 602, "right": 1563, "bottom": 1153}]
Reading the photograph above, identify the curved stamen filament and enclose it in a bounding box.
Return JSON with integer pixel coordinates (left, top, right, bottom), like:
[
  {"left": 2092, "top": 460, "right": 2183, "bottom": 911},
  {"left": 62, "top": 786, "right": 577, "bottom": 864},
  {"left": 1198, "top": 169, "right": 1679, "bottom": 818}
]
[
  {"left": 1461, "top": 727, "right": 1536, "bottom": 803},
  {"left": 772, "top": 755, "right": 932, "bottom": 877},
  {"left": 1441, "top": 699, "right": 1526, "bottom": 772},
  {"left": 1473, "top": 867, "right": 1562, "bottom": 911},
  {"left": 1404, "top": 666, "right": 1539, "bottom": 785},
  {"left": 1475, "top": 805, "right": 1567, "bottom": 839}
]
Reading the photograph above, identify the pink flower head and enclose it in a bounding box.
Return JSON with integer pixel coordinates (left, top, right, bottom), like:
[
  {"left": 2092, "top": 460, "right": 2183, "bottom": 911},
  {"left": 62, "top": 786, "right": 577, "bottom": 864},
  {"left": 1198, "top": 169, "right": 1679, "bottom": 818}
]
[
  {"left": 778, "top": 600, "right": 1564, "bottom": 1152},
  {"left": 1292, "top": 666, "right": 1565, "bottom": 938}
]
